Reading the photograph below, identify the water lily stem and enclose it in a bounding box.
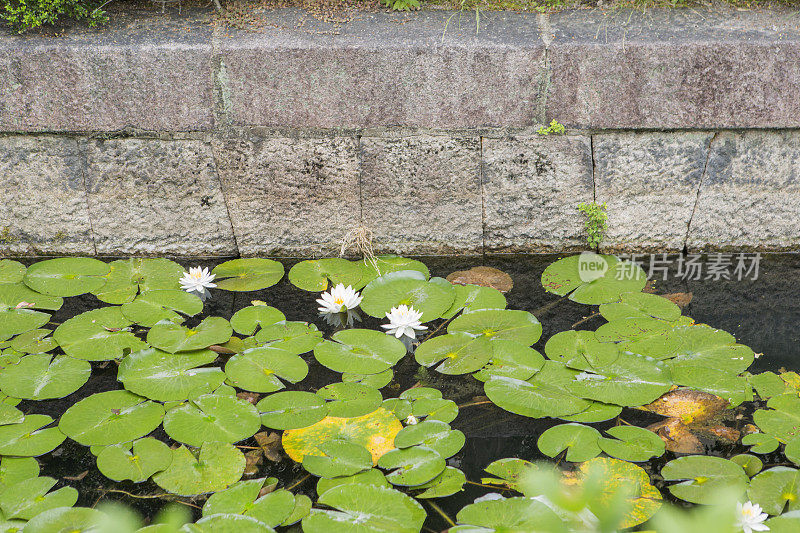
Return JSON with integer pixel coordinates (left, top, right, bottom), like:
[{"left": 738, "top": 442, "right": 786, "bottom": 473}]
[
  {"left": 457, "top": 400, "right": 493, "bottom": 409},
  {"left": 420, "top": 316, "right": 456, "bottom": 342},
  {"left": 466, "top": 480, "right": 513, "bottom": 490},
  {"left": 426, "top": 500, "right": 455, "bottom": 527},
  {"left": 531, "top": 295, "right": 570, "bottom": 318},
  {"left": 104, "top": 489, "right": 201, "bottom": 509},
  {"left": 571, "top": 312, "right": 601, "bottom": 328},
  {"left": 286, "top": 473, "right": 311, "bottom": 491}
]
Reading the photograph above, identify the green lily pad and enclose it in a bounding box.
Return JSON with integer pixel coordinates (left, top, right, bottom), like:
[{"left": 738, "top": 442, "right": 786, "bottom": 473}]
[
  {"left": 257, "top": 391, "right": 328, "bottom": 430},
  {"left": 393, "top": 420, "right": 465, "bottom": 459},
  {"left": 230, "top": 306, "right": 286, "bottom": 336},
  {"left": 360, "top": 270, "right": 456, "bottom": 322},
  {"left": 4, "top": 328, "right": 57, "bottom": 354},
  {"left": 565, "top": 351, "right": 672, "bottom": 407},
  {"left": 0, "top": 283, "right": 62, "bottom": 311},
  {"left": 0, "top": 477, "right": 75, "bottom": 521},
  {"left": 0, "top": 354, "right": 90, "bottom": 400},
  {"left": 537, "top": 423, "right": 602, "bottom": 462},
  {"left": 92, "top": 258, "right": 184, "bottom": 304},
  {"left": 485, "top": 368, "right": 591, "bottom": 419},
  {"left": 441, "top": 284, "right": 507, "bottom": 320},
  {"left": 302, "top": 439, "right": 373, "bottom": 478},
  {"left": 731, "top": 454, "right": 764, "bottom": 477},
  {"left": 670, "top": 366, "right": 753, "bottom": 406},
  {"left": 410, "top": 397, "right": 459, "bottom": 424},
  {"left": 415, "top": 332, "right": 493, "bottom": 375},
  {"left": 473, "top": 340, "right": 545, "bottom": 382},
  {"left": 254, "top": 321, "right": 323, "bottom": 354},
  {"left": 541, "top": 253, "right": 647, "bottom": 304},
  {"left": 202, "top": 478, "right": 296, "bottom": 527},
  {"left": 288, "top": 259, "right": 363, "bottom": 292},
  {"left": 0, "top": 308, "right": 50, "bottom": 341},
  {"left": 661, "top": 456, "right": 749, "bottom": 504},
  {"left": 481, "top": 458, "right": 534, "bottom": 491},
  {"left": 118, "top": 348, "right": 225, "bottom": 402},
  {"left": 316, "top": 469, "right": 390, "bottom": 497},
  {"left": 454, "top": 497, "right": 561, "bottom": 532},
  {"left": 0, "top": 457, "right": 39, "bottom": 492},
  {"left": 0, "top": 261, "right": 24, "bottom": 284},
  {"left": 358, "top": 256, "right": 430, "bottom": 287},
  {"left": 54, "top": 307, "right": 147, "bottom": 361},
  {"left": 224, "top": 346, "right": 308, "bottom": 393},
  {"left": 121, "top": 290, "right": 203, "bottom": 327},
  {"left": 594, "top": 316, "right": 684, "bottom": 344},
  {"left": 302, "top": 484, "right": 425, "bottom": 533},
  {"left": 598, "top": 425, "right": 666, "bottom": 462},
  {"left": 22, "top": 507, "right": 104, "bottom": 533},
  {"left": 59, "top": 390, "right": 165, "bottom": 446},
  {"left": 599, "top": 292, "right": 682, "bottom": 322},
  {"left": 748, "top": 467, "right": 800, "bottom": 515},
  {"left": 212, "top": 259, "right": 284, "bottom": 291},
  {"left": 316, "top": 382, "right": 383, "bottom": 418},
  {"left": 754, "top": 394, "right": 800, "bottom": 442},
  {"left": 560, "top": 401, "right": 623, "bottom": 423},
  {"left": 96, "top": 438, "right": 173, "bottom": 482},
  {"left": 377, "top": 445, "right": 446, "bottom": 486},
  {"left": 182, "top": 514, "right": 274, "bottom": 533},
  {"left": 148, "top": 317, "right": 232, "bottom": 353},
  {"left": 342, "top": 369, "right": 394, "bottom": 389},
  {"left": 743, "top": 433, "right": 781, "bottom": 454},
  {"left": 544, "top": 330, "right": 619, "bottom": 371},
  {"left": 153, "top": 442, "right": 245, "bottom": 496},
  {"left": 315, "top": 329, "right": 406, "bottom": 375},
  {"left": 413, "top": 466, "right": 466, "bottom": 498},
  {"left": 163, "top": 393, "right": 261, "bottom": 447},
  {"left": 448, "top": 309, "right": 542, "bottom": 346},
  {"left": 281, "top": 494, "right": 312, "bottom": 527},
  {"left": 750, "top": 372, "right": 789, "bottom": 400},
  {"left": 765, "top": 511, "right": 800, "bottom": 533},
  {"left": 0, "top": 402, "right": 24, "bottom": 426},
  {"left": 23, "top": 257, "right": 110, "bottom": 297},
  {"left": 0, "top": 414, "right": 65, "bottom": 456}
]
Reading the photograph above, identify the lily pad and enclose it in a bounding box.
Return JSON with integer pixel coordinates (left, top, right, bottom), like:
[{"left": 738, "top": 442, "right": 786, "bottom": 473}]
[
  {"left": 92, "top": 258, "right": 184, "bottom": 304},
  {"left": 21, "top": 507, "right": 104, "bottom": 533},
  {"left": 314, "top": 329, "right": 406, "bottom": 375},
  {"left": 544, "top": 330, "right": 619, "bottom": 371},
  {"left": 316, "top": 382, "right": 383, "bottom": 418},
  {"left": 599, "top": 291, "right": 682, "bottom": 322},
  {"left": 182, "top": 514, "right": 274, "bottom": 533},
  {"left": 230, "top": 306, "right": 286, "bottom": 336},
  {"left": 598, "top": 425, "right": 666, "bottom": 462},
  {"left": 4, "top": 328, "right": 57, "bottom": 354},
  {"left": 0, "top": 308, "right": 51, "bottom": 342},
  {"left": 96, "top": 438, "right": 172, "bottom": 482},
  {"left": 153, "top": 442, "right": 245, "bottom": 496},
  {"left": 413, "top": 466, "right": 466, "bottom": 498},
  {"left": 302, "top": 439, "right": 373, "bottom": 479},
  {"left": 0, "top": 476, "right": 77, "bottom": 520},
  {"left": 148, "top": 317, "right": 232, "bottom": 353},
  {"left": 0, "top": 457, "right": 39, "bottom": 491},
  {"left": 163, "top": 393, "right": 261, "bottom": 447},
  {"left": 358, "top": 256, "right": 430, "bottom": 287},
  {"left": 54, "top": 307, "right": 147, "bottom": 361},
  {"left": 541, "top": 253, "right": 647, "bottom": 304},
  {"left": 202, "top": 478, "right": 296, "bottom": 528},
  {"left": 754, "top": 394, "right": 800, "bottom": 442},
  {"left": 118, "top": 348, "right": 226, "bottom": 402},
  {"left": 393, "top": 420, "right": 465, "bottom": 458},
  {"left": 448, "top": 309, "right": 542, "bottom": 346},
  {"left": 661, "top": 456, "right": 749, "bottom": 504},
  {"left": 59, "top": 390, "right": 165, "bottom": 446},
  {"left": 377, "top": 446, "right": 446, "bottom": 486},
  {"left": 316, "top": 469, "right": 389, "bottom": 497},
  {"left": 441, "top": 284, "right": 507, "bottom": 320},
  {"left": 446, "top": 266, "right": 513, "bottom": 293},
  {"left": 454, "top": 497, "right": 561, "bottom": 532},
  {"left": 669, "top": 366, "right": 752, "bottom": 406},
  {"left": 342, "top": 369, "right": 393, "bottom": 389},
  {"left": 473, "top": 340, "right": 545, "bottom": 382},
  {"left": 23, "top": 257, "right": 110, "bottom": 297},
  {"left": 731, "top": 454, "right": 764, "bottom": 477},
  {"left": 0, "top": 414, "right": 65, "bottom": 456},
  {"left": 254, "top": 321, "right": 323, "bottom": 354},
  {"left": 410, "top": 397, "right": 459, "bottom": 424},
  {"left": 485, "top": 370, "right": 590, "bottom": 420},
  {"left": 415, "top": 332, "right": 493, "bottom": 375},
  {"left": 360, "top": 270, "right": 456, "bottom": 322},
  {"left": 560, "top": 401, "right": 623, "bottom": 423},
  {"left": 288, "top": 259, "right": 363, "bottom": 292},
  {"left": 281, "top": 494, "right": 312, "bottom": 527},
  {"left": 257, "top": 391, "right": 328, "bottom": 430},
  {"left": 748, "top": 467, "right": 800, "bottom": 515},
  {"left": 0, "top": 260, "right": 24, "bottom": 284},
  {"left": 212, "top": 259, "right": 284, "bottom": 291},
  {"left": 121, "top": 290, "right": 203, "bottom": 327},
  {"left": 642, "top": 388, "right": 729, "bottom": 424},
  {"left": 537, "top": 423, "right": 602, "bottom": 462},
  {"left": 743, "top": 433, "right": 781, "bottom": 454},
  {"left": 302, "top": 484, "right": 425, "bottom": 533},
  {"left": 0, "top": 354, "right": 90, "bottom": 400},
  {"left": 481, "top": 458, "right": 535, "bottom": 491},
  {"left": 225, "top": 346, "right": 308, "bottom": 393},
  {"left": 283, "top": 408, "right": 402, "bottom": 465}
]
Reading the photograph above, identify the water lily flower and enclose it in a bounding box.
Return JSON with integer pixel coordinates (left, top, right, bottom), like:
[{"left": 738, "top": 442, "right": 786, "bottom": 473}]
[
  {"left": 405, "top": 415, "right": 419, "bottom": 425},
  {"left": 382, "top": 305, "right": 427, "bottom": 340},
  {"left": 736, "top": 501, "right": 769, "bottom": 533},
  {"left": 179, "top": 266, "right": 216, "bottom": 301},
  {"left": 14, "top": 301, "right": 34, "bottom": 309},
  {"left": 316, "top": 284, "right": 362, "bottom": 314}
]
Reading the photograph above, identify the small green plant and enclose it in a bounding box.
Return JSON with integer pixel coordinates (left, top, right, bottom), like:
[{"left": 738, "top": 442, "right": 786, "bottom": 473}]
[
  {"left": 381, "top": 0, "right": 421, "bottom": 10},
  {"left": 578, "top": 201, "right": 608, "bottom": 249},
  {"left": 537, "top": 119, "right": 566, "bottom": 136},
  {"left": 2, "top": 0, "right": 108, "bottom": 33},
  {"left": 0, "top": 225, "right": 19, "bottom": 244}
]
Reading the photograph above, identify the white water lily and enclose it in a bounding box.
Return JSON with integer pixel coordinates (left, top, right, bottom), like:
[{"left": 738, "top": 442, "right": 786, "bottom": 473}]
[
  {"left": 405, "top": 414, "right": 419, "bottom": 426},
  {"left": 382, "top": 305, "right": 427, "bottom": 341},
  {"left": 179, "top": 266, "right": 216, "bottom": 301},
  {"left": 736, "top": 501, "right": 769, "bottom": 533},
  {"left": 316, "top": 284, "right": 362, "bottom": 314}
]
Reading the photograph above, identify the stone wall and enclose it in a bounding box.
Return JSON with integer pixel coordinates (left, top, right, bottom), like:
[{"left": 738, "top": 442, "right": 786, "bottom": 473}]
[{"left": 1, "top": 7, "right": 798, "bottom": 256}]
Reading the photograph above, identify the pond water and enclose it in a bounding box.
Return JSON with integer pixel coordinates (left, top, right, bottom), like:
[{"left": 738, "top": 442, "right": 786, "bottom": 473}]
[{"left": 8, "top": 253, "right": 800, "bottom": 531}]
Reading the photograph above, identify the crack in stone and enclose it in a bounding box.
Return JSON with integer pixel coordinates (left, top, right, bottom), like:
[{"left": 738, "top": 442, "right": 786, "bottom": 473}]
[{"left": 683, "top": 131, "right": 719, "bottom": 252}]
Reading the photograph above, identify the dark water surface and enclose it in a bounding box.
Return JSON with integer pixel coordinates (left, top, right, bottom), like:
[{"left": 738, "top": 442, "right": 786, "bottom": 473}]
[{"left": 19, "top": 254, "right": 800, "bottom": 531}]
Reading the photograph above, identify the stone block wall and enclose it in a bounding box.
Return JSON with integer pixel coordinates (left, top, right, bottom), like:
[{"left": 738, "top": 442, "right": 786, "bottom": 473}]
[{"left": 1, "top": 7, "right": 798, "bottom": 256}]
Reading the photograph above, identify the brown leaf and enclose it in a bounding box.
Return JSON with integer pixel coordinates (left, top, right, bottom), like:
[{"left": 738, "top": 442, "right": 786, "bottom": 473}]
[
  {"left": 208, "top": 345, "right": 236, "bottom": 355},
  {"left": 64, "top": 470, "right": 88, "bottom": 481},
  {"left": 254, "top": 431, "right": 283, "bottom": 462},
  {"left": 641, "top": 389, "right": 728, "bottom": 424},
  {"left": 244, "top": 450, "right": 263, "bottom": 476},
  {"left": 446, "top": 266, "right": 513, "bottom": 293},
  {"left": 695, "top": 425, "right": 740, "bottom": 443},
  {"left": 237, "top": 392, "right": 260, "bottom": 405},
  {"left": 662, "top": 292, "right": 693, "bottom": 308},
  {"left": 642, "top": 280, "right": 657, "bottom": 294},
  {"left": 647, "top": 418, "right": 704, "bottom": 454}
]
